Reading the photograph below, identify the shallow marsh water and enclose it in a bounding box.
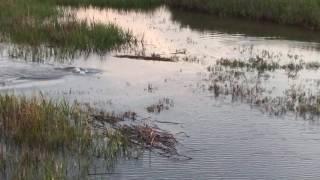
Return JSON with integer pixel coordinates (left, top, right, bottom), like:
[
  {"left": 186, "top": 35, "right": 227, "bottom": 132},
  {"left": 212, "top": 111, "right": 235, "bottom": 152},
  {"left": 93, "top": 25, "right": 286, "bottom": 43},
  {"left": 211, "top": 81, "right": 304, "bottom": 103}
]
[{"left": 2, "top": 6, "right": 320, "bottom": 179}]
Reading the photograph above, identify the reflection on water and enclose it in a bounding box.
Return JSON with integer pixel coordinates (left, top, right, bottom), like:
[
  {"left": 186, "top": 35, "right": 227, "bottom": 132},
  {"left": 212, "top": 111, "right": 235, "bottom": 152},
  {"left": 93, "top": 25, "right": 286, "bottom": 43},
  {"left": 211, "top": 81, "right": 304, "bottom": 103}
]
[
  {"left": 170, "top": 8, "right": 320, "bottom": 44},
  {"left": 76, "top": 6, "right": 320, "bottom": 63}
]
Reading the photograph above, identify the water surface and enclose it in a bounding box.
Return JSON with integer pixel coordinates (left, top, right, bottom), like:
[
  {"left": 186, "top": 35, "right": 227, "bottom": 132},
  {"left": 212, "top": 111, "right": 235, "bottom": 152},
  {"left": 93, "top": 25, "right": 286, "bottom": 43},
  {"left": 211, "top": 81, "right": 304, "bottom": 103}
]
[{"left": 2, "top": 6, "right": 320, "bottom": 179}]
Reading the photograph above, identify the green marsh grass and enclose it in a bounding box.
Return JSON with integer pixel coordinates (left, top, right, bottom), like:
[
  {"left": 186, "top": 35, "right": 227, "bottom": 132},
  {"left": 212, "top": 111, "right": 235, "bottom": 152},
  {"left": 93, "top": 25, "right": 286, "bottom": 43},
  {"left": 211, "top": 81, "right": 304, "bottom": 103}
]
[
  {"left": 7, "top": 21, "right": 132, "bottom": 54},
  {"left": 0, "top": 0, "right": 134, "bottom": 60},
  {"left": 0, "top": 94, "right": 91, "bottom": 150},
  {"left": 216, "top": 57, "right": 320, "bottom": 75},
  {"left": 0, "top": 94, "right": 131, "bottom": 178}
]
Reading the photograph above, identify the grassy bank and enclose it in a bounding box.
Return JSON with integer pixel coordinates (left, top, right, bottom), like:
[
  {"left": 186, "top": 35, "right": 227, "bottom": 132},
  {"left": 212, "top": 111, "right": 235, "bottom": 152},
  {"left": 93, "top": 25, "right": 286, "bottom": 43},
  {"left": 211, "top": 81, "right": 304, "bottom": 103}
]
[
  {"left": 165, "top": 0, "right": 320, "bottom": 30},
  {"left": 0, "top": 0, "right": 134, "bottom": 58}
]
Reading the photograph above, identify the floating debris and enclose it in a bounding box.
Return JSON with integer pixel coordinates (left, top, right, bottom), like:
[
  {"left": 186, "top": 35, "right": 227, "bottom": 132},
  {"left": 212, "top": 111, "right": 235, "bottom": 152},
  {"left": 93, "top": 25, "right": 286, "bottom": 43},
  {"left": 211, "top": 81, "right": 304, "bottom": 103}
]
[
  {"left": 118, "top": 124, "right": 190, "bottom": 160},
  {"left": 115, "top": 54, "right": 175, "bottom": 62}
]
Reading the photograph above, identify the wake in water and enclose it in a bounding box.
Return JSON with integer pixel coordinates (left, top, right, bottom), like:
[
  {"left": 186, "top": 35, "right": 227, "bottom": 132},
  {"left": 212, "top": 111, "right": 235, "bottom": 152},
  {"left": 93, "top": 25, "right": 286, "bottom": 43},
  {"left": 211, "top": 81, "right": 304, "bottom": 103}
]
[{"left": 0, "top": 59, "right": 102, "bottom": 88}]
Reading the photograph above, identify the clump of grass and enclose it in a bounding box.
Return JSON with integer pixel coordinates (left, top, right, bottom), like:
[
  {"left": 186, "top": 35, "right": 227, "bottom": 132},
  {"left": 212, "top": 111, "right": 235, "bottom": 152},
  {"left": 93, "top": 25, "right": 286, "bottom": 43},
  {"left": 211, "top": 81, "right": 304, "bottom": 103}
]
[
  {"left": 0, "top": 0, "right": 134, "bottom": 60},
  {"left": 165, "top": 0, "right": 320, "bottom": 30},
  {"left": 0, "top": 94, "right": 129, "bottom": 178},
  {"left": 7, "top": 20, "right": 132, "bottom": 54},
  {"left": 217, "top": 57, "right": 280, "bottom": 72},
  {"left": 146, "top": 98, "right": 174, "bottom": 114},
  {"left": 284, "top": 87, "right": 320, "bottom": 117},
  {"left": 0, "top": 94, "right": 91, "bottom": 151},
  {"left": 215, "top": 56, "right": 320, "bottom": 77}
]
